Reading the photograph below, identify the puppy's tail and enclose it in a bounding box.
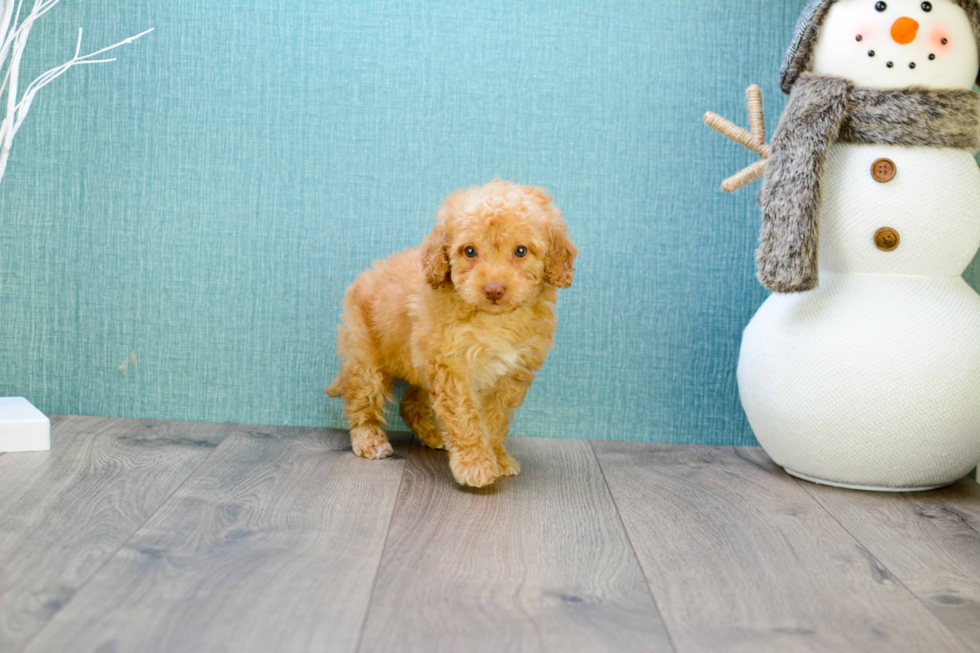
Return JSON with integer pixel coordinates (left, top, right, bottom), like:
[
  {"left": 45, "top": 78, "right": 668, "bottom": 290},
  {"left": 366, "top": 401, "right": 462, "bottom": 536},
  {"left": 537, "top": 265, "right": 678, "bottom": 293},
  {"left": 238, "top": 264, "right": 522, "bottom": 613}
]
[{"left": 325, "top": 375, "right": 343, "bottom": 398}]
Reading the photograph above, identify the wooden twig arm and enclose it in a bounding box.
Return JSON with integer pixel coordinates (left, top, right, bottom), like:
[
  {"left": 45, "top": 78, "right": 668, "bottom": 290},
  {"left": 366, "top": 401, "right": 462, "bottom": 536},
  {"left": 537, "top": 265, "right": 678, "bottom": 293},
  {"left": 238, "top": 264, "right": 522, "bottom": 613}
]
[
  {"left": 704, "top": 85, "right": 771, "bottom": 193},
  {"left": 704, "top": 112, "right": 770, "bottom": 158}
]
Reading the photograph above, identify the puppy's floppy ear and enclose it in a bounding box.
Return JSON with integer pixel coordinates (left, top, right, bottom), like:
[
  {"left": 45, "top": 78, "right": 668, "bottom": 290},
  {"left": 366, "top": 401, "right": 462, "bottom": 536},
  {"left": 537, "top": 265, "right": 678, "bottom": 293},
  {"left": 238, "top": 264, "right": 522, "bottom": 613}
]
[
  {"left": 420, "top": 220, "right": 452, "bottom": 289},
  {"left": 543, "top": 208, "right": 577, "bottom": 289},
  {"left": 422, "top": 190, "right": 466, "bottom": 289}
]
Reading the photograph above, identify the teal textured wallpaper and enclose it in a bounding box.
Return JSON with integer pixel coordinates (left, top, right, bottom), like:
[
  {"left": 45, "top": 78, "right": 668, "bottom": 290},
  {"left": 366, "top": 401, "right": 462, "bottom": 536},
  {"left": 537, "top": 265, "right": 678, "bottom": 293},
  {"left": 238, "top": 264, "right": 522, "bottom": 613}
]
[{"left": 3, "top": 1, "right": 978, "bottom": 444}]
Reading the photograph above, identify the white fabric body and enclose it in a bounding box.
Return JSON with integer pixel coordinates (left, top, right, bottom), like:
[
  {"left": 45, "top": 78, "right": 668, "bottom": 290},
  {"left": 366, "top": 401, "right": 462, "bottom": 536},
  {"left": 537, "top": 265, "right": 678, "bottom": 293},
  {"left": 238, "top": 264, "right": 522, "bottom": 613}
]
[
  {"left": 739, "top": 270, "right": 980, "bottom": 488},
  {"left": 820, "top": 143, "right": 980, "bottom": 275},
  {"left": 739, "top": 143, "right": 980, "bottom": 488}
]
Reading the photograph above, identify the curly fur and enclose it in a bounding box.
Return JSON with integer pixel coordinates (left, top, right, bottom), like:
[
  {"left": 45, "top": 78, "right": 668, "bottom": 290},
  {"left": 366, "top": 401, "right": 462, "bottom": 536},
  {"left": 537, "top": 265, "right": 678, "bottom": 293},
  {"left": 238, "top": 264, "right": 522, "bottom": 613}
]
[
  {"left": 780, "top": 0, "right": 980, "bottom": 93},
  {"left": 759, "top": 73, "right": 980, "bottom": 293},
  {"left": 326, "top": 180, "right": 577, "bottom": 488}
]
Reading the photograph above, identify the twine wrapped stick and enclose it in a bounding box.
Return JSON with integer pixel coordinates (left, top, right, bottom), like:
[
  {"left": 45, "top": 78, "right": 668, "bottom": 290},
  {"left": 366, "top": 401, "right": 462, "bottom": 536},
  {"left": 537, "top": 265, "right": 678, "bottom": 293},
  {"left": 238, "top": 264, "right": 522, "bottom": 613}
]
[{"left": 704, "top": 85, "right": 771, "bottom": 193}]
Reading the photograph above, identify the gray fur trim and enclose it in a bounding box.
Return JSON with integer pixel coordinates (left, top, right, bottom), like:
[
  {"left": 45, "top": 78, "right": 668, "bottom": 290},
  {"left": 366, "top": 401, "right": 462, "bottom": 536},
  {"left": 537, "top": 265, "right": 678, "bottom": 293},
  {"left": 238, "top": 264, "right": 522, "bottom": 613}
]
[
  {"left": 780, "top": 0, "right": 980, "bottom": 94},
  {"left": 841, "top": 86, "right": 980, "bottom": 149},
  {"left": 840, "top": 85, "right": 980, "bottom": 152},
  {"left": 758, "top": 74, "right": 850, "bottom": 293},
  {"left": 758, "top": 73, "right": 980, "bottom": 293}
]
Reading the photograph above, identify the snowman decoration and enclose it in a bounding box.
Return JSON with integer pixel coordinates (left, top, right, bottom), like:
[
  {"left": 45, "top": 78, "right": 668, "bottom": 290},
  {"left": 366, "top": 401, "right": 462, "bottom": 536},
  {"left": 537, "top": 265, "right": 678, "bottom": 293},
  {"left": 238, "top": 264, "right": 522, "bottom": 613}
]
[{"left": 708, "top": 0, "right": 980, "bottom": 490}]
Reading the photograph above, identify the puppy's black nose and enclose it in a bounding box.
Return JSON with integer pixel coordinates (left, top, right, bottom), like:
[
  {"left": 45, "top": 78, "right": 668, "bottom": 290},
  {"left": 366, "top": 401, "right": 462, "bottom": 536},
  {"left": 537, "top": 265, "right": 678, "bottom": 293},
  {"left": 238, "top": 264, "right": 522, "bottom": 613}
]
[{"left": 483, "top": 283, "right": 506, "bottom": 301}]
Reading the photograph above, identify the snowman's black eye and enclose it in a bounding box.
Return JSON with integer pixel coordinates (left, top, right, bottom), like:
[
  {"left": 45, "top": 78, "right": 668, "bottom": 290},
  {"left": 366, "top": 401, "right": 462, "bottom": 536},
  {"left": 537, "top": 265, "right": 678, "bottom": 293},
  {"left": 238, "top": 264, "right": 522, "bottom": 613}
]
[
  {"left": 876, "top": 1, "right": 887, "bottom": 11},
  {"left": 921, "top": 2, "right": 932, "bottom": 11}
]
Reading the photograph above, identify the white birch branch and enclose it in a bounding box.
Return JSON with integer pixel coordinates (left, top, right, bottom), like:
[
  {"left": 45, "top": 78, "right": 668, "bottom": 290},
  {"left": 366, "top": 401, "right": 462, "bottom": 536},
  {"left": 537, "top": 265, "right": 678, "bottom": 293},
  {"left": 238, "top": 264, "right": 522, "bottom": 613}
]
[{"left": 0, "top": 0, "right": 152, "bottom": 187}]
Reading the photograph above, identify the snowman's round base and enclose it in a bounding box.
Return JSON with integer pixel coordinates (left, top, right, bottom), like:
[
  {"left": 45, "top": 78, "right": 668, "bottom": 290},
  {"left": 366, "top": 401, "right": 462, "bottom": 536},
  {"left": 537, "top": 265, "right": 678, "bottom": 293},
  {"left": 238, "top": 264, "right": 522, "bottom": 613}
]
[{"left": 784, "top": 468, "right": 954, "bottom": 493}]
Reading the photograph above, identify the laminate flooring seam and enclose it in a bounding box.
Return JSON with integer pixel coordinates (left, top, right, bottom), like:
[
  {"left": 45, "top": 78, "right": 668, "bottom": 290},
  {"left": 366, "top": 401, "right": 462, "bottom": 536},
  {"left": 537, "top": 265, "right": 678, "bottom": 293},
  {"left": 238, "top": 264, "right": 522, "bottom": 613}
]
[
  {"left": 787, "top": 474, "right": 973, "bottom": 652},
  {"left": 746, "top": 447, "right": 973, "bottom": 645},
  {"left": 588, "top": 440, "right": 679, "bottom": 653},
  {"left": 354, "top": 435, "right": 417, "bottom": 653},
  {"left": 14, "top": 422, "right": 237, "bottom": 653}
]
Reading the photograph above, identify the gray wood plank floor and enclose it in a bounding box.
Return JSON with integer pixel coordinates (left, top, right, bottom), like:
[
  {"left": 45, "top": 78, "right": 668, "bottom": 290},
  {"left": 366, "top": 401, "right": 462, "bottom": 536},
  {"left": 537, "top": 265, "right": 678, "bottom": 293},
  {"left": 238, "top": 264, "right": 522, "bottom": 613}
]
[
  {"left": 1, "top": 417, "right": 978, "bottom": 652},
  {"left": 22, "top": 426, "right": 411, "bottom": 653},
  {"left": 797, "top": 477, "right": 980, "bottom": 651},
  {"left": 358, "top": 437, "right": 671, "bottom": 653},
  {"left": 593, "top": 443, "right": 968, "bottom": 653},
  {"left": 0, "top": 417, "right": 230, "bottom": 652}
]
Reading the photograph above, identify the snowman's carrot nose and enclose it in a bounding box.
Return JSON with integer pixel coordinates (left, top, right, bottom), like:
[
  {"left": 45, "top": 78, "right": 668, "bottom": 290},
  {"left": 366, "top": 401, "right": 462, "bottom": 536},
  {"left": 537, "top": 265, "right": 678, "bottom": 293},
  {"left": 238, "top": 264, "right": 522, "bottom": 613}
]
[{"left": 891, "top": 17, "right": 919, "bottom": 44}]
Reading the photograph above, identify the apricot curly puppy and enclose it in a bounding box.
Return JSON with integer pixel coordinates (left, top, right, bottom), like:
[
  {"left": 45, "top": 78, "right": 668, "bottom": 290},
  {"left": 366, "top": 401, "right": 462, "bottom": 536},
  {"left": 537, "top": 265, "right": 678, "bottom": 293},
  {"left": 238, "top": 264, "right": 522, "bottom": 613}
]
[{"left": 326, "top": 180, "right": 576, "bottom": 488}]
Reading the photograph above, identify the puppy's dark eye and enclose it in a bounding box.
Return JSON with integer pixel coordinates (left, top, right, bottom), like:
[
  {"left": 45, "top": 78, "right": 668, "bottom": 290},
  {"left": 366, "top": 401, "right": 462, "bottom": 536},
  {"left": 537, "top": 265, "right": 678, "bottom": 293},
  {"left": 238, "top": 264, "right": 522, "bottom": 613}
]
[
  {"left": 464, "top": 246, "right": 478, "bottom": 259},
  {"left": 921, "top": 1, "right": 932, "bottom": 11},
  {"left": 876, "top": 1, "right": 887, "bottom": 11},
  {"left": 514, "top": 246, "right": 528, "bottom": 258}
]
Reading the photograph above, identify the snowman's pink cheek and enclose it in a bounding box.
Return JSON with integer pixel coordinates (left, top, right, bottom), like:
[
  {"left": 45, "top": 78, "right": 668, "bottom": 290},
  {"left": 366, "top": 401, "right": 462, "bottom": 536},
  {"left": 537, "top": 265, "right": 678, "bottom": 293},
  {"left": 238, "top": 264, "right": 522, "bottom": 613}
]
[
  {"left": 929, "top": 26, "right": 952, "bottom": 49},
  {"left": 854, "top": 24, "right": 877, "bottom": 43}
]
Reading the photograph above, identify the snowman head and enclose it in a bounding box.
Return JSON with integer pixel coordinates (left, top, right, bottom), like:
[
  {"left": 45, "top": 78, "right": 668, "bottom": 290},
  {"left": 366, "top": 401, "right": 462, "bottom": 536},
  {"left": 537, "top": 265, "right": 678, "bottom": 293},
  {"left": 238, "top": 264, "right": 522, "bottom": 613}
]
[{"left": 781, "top": 0, "right": 980, "bottom": 91}]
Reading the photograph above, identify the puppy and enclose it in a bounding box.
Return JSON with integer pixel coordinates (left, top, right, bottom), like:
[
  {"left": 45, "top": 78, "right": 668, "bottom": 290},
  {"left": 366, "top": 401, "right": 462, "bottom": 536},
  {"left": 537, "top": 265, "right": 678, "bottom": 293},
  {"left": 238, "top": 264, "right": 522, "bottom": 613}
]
[{"left": 326, "top": 179, "right": 577, "bottom": 488}]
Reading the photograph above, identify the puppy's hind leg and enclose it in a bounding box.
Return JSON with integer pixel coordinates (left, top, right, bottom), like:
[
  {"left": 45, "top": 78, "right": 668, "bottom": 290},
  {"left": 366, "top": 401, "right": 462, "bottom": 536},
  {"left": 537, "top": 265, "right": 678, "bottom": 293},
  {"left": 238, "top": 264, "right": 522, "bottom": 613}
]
[
  {"left": 332, "top": 292, "right": 395, "bottom": 459},
  {"left": 340, "top": 362, "right": 394, "bottom": 459},
  {"left": 399, "top": 385, "right": 445, "bottom": 450}
]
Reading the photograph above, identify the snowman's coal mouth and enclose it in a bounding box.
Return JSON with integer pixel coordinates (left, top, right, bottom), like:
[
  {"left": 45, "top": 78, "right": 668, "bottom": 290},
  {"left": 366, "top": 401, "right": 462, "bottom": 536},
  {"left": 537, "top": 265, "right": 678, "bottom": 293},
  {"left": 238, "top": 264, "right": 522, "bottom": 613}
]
[
  {"left": 870, "top": 51, "right": 934, "bottom": 70},
  {"left": 881, "top": 55, "right": 935, "bottom": 70}
]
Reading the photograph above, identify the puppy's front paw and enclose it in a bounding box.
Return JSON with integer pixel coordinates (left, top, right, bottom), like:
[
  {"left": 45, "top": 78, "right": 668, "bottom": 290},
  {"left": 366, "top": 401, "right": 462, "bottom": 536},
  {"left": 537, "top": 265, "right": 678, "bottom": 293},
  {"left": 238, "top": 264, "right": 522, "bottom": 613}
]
[
  {"left": 450, "top": 452, "right": 501, "bottom": 488},
  {"left": 496, "top": 450, "right": 521, "bottom": 477},
  {"left": 350, "top": 427, "right": 394, "bottom": 459}
]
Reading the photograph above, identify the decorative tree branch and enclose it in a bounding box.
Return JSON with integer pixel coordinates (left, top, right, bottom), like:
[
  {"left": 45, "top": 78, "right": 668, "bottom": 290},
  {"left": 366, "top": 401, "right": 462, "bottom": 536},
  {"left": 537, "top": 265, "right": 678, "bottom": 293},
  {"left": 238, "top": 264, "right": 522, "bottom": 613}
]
[
  {"left": 0, "top": 0, "right": 153, "bottom": 187},
  {"left": 704, "top": 85, "right": 771, "bottom": 193}
]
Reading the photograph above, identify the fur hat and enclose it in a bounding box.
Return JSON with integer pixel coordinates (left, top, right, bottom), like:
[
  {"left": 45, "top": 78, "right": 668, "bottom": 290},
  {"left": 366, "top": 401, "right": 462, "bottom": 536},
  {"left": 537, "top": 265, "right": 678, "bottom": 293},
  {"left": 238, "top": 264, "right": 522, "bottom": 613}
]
[{"left": 780, "top": 0, "right": 980, "bottom": 93}]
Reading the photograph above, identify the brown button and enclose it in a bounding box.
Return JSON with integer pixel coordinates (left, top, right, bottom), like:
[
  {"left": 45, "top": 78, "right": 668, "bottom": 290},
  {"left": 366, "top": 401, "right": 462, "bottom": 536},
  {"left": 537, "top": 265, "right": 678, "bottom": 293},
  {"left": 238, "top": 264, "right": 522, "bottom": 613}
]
[
  {"left": 871, "top": 158, "right": 896, "bottom": 182},
  {"left": 875, "top": 227, "right": 900, "bottom": 251}
]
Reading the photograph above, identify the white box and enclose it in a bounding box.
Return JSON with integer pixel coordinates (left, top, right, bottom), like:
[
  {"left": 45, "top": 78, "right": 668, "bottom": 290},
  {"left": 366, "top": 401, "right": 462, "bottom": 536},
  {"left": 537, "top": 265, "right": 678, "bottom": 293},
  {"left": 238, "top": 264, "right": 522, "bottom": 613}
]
[{"left": 0, "top": 397, "right": 50, "bottom": 452}]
